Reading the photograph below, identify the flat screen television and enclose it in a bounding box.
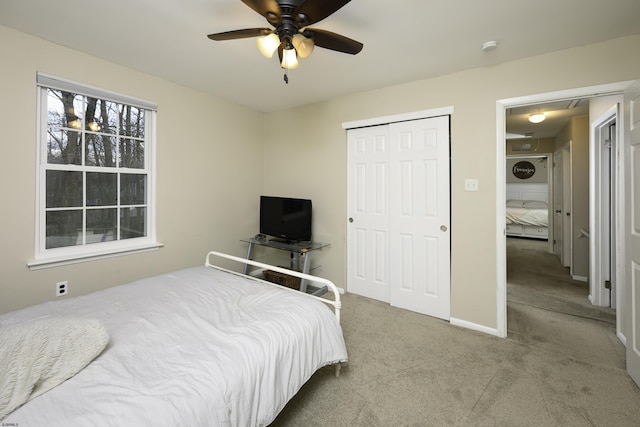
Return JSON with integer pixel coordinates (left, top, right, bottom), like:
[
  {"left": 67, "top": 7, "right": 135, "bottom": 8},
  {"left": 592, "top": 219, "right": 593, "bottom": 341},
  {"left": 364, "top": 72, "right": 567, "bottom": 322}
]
[{"left": 260, "top": 196, "right": 312, "bottom": 243}]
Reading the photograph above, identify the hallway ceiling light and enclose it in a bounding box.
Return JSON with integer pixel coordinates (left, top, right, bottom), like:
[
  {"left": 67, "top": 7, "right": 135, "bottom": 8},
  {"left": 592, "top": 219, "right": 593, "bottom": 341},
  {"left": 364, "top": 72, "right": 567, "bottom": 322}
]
[{"left": 529, "top": 112, "right": 546, "bottom": 123}]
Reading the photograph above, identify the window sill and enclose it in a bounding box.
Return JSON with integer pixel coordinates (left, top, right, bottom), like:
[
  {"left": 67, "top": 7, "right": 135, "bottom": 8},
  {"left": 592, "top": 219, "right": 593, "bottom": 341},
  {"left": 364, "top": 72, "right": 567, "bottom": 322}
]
[{"left": 27, "top": 242, "right": 164, "bottom": 270}]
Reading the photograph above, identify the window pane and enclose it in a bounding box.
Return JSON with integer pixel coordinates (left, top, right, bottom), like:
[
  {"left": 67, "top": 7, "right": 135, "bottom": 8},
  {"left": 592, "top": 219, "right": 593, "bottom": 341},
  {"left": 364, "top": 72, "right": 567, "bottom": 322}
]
[
  {"left": 46, "top": 171, "right": 82, "bottom": 208},
  {"left": 47, "top": 89, "right": 84, "bottom": 130},
  {"left": 120, "top": 207, "right": 146, "bottom": 239},
  {"left": 121, "top": 174, "right": 146, "bottom": 205},
  {"left": 120, "top": 138, "right": 145, "bottom": 169},
  {"left": 86, "top": 208, "right": 116, "bottom": 244},
  {"left": 120, "top": 105, "right": 145, "bottom": 138},
  {"left": 85, "top": 133, "right": 117, "bottom": 167},
  {"left": 47, "top": 129, "right": 81, "bottom": 165},
  {"left": 86, "top": 172, "right": 117, "bottom": 206},
  {"left": 85, "top": 97, "right": 119, "bottom": 134},
  {"left": 38, "top": 80, "right": 154, "bottom": 259},
  {"left": 46, "top": 210, "right": 82, "bottom": 248}
]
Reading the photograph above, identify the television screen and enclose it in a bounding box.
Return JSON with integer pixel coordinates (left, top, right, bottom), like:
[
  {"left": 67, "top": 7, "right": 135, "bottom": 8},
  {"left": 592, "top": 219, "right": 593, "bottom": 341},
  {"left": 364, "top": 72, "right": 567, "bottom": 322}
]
[{"left": 260, "top": 196, "right": 312, "bottom": 242}]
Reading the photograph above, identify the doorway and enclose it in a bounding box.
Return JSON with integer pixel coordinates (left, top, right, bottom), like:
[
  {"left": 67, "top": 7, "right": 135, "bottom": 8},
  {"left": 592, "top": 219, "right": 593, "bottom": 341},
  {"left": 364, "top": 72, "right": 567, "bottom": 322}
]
[{"left": 496, "top": 82, "right": 630, "bottom": 338}]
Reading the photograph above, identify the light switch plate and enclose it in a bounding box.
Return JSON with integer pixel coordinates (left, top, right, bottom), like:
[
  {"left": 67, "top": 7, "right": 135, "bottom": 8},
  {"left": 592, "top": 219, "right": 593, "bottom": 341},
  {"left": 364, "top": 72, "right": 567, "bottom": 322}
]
[{"left": 464, "top": 179, "right": 479, "bottom": 192}]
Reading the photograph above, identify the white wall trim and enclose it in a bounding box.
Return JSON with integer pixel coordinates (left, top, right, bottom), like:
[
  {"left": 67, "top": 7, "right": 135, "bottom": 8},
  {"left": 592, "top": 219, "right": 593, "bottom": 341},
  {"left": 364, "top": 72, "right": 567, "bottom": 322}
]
[
  {"left": 496, "top": 81, "right": 634, "bottom": 339},
  {"left": 342, "top": 106, "right": 454, "bottom": 129},
  {"left": 450, "top": 317, "right": 500, "bottom": 337},
  {"left": 27, "top": 243, "right": 163, "bottom": 270},
  {"left": 618, "top": 331, "right": 627, "bottom": 346},
  {"left": 496, "top": 102, "right": 507, "bottom": 338},
  {"left": 589, "top": 106, "right": 618, "bottom": 307}
]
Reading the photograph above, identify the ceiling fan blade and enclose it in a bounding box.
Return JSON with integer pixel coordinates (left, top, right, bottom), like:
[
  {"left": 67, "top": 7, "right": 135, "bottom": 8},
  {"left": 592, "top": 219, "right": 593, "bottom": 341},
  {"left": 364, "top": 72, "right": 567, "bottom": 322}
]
[
  {"left": 297, "top": 0, "right": 352, "bottom": 26},
  {"left": 305, "top": 28, "right": 363, "bottom": 54},
  {"left": 207, "top": 28, "right": 272, "bottom": 41},
  {"left": 241, "top": 0, "right": 281, "bottom": 21}
]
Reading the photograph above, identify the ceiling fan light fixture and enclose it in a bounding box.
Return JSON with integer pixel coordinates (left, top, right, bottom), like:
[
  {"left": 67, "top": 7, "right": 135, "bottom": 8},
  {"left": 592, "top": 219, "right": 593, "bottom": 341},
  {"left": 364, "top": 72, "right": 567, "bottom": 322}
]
[
  {"left": 207, "top": 0, "right": 364, "bottom": 79},
  {"left": 281, "top": 46, "right": 299, "bottom": 69},
  {"left": 529, "top": 112, "right": 546, "bottom": 124},
  {"left": 256, "top": 33, "right": 280, "bottom": 58},
  {"left": 292, "top": 33, "right": 314, "bottom": 59}
]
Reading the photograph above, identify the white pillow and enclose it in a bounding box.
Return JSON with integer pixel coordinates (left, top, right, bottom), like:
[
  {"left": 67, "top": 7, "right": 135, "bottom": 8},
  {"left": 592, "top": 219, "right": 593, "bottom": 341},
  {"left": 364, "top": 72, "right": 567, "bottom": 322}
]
[
  {"left": 506, "top": 199, "right": 524, "bottom": 208},
  {"left": 0, "top": 317, "right": 109, "bottom": 419},
  {"left": 523, "top": 200, "right": 547, "bottom": 209}
]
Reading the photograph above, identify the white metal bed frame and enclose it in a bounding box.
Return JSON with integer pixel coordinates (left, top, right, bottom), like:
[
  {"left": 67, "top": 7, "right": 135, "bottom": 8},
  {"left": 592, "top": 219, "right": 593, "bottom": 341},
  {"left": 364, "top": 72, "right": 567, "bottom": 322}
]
[{"left": 205, "top": 251, "right": 345, "bottom": 376}]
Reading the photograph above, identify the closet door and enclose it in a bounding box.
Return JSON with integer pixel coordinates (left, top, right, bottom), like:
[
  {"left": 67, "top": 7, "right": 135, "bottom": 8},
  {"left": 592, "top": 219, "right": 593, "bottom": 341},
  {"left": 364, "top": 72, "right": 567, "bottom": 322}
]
[
  {"left": 347, "top": 115, "right": 451, "bottom": 321},
  {"left": 347, "top": 126, "right": 390, "bottom": 302},
  {"left": 389, "top": 117, "right": 451, "bottom": 320}
]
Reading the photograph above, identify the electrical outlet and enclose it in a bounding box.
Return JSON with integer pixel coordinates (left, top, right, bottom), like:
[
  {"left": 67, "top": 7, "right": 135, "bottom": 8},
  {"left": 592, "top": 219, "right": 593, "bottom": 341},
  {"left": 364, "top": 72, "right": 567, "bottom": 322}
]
[{"left": 56, "top": 281, "right": 68, "bottom": 296}]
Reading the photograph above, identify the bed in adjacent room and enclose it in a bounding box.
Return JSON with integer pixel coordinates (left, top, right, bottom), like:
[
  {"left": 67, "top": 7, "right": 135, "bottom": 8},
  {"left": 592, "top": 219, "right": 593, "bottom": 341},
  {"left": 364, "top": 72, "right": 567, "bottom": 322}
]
[
  {"left": 0, "top": 251, "right": 347, "bottom": 426},
  {"left": 506, "top": 183, "right": 549, "bottom": 239}
]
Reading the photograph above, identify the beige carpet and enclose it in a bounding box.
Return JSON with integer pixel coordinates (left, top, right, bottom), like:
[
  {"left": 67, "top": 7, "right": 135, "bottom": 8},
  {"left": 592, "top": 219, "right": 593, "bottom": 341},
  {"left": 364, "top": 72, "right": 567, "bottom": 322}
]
[{"left": 270, "top": 237, "right": 640, "bottom": 426}]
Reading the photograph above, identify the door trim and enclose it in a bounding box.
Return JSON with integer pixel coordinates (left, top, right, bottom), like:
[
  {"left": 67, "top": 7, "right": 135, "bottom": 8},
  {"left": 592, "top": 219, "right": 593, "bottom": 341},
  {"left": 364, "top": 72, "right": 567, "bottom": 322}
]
[
  {"left": 343, "top": 106, "right": 454, "bottom": 130},
  {"left": 496, "top": 81, "right": 634, "bottom": 338},
  {"left": 590, "top": 106, "right": 620, "bottom": 308}
]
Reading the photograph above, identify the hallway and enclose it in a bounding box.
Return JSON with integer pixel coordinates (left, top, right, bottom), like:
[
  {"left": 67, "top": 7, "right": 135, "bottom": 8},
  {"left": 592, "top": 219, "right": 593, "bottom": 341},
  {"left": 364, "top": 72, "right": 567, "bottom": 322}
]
[{"left": 506, "top": 237, "right": 615, "bottom": 324}]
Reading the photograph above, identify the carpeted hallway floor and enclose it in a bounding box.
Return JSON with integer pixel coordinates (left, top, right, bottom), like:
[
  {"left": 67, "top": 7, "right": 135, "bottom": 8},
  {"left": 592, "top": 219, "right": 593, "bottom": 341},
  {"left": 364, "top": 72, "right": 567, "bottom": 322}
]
[{"left": 271, "top": 237, "right": 640, "bottom": 426}]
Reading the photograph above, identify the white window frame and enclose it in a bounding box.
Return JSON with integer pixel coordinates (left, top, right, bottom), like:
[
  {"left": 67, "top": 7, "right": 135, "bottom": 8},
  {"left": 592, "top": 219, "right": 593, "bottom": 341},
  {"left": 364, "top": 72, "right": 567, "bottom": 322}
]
[{"left": 29, "top": 73, "right": 161, "bottom": 270}]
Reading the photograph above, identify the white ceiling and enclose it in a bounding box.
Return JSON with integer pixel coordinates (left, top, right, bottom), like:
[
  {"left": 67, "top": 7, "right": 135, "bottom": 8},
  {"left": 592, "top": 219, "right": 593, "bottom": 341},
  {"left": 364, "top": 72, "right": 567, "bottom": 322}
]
[
  {"left": 1, "top": 0, "right": 639, "bottom": 119},
  {"left": 506, "top": 99, "right": 591, "bottom": 140}
]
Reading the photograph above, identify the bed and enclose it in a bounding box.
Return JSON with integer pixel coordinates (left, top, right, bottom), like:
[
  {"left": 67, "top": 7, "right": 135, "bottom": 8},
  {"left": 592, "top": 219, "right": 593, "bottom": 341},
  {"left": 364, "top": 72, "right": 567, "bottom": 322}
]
[
  {"left": 506, "top": 183, "right": 549, "bottom": 239},
  {"left": 0, "top": 251, "right": 347, "bottom": 426}
]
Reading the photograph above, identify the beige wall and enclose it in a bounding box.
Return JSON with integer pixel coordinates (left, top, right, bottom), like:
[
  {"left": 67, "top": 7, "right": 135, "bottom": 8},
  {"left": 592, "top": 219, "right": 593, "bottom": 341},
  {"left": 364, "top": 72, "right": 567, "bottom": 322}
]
[
  {"left": 2, "top": 23, "right": 639, "bottom": 332},
  {"left": 0, "top": 25, "right": 264, "bottom": 313},
  {"left": 262, "top": 35, "right": 640, "bottom": 330}
]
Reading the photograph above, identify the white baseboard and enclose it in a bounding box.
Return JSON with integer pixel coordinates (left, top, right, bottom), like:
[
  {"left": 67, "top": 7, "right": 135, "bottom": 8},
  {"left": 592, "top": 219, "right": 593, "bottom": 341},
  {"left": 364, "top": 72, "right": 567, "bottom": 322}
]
[
  {"left": 572, "top": 275, "right": 588, "bottom": 282},
  {"left": 450, "top": 317, "right": 501, "bottom": 337}
]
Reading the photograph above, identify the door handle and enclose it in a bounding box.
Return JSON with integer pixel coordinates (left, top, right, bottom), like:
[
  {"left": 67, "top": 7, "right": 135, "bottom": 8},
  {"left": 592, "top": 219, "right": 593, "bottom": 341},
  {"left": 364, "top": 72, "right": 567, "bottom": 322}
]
[
  {"left": 566, "top": 212, "right": 571, "bottom": 216},
  {"left": 555, "top": 210, "right": 561, "bottom": 213},
  {"left": 348, "top": 217, "right": 354, "bottom": 223},
  {"left": 440, "top": 225, "right": 448, "bottom": 232}
]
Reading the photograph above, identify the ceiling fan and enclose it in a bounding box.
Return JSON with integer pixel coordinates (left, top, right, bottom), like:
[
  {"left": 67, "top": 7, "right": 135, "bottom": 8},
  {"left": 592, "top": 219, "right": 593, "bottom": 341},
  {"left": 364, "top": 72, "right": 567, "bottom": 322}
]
[{"left": 207, "top": 0, "right": 363, "bottom": 81}]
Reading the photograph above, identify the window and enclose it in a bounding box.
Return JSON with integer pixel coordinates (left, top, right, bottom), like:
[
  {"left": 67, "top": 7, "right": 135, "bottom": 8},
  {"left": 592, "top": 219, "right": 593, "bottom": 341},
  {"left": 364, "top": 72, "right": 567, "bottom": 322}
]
[{"left": 30, "top": 73, "right": 159, "bottom": 268}]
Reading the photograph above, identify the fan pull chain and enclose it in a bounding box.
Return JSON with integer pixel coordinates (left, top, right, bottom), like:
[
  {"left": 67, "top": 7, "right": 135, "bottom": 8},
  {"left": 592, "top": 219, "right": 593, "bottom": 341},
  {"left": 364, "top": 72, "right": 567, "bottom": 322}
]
[{"left": 283, "top": 69, "right": 289, "bottom": 84}]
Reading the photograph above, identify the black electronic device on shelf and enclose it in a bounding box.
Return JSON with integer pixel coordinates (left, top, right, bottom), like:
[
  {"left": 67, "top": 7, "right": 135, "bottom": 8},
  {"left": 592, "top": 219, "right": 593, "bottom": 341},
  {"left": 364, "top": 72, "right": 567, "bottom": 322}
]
[{"left": 259, "top": 195, "right": 312, "bottom": 243}]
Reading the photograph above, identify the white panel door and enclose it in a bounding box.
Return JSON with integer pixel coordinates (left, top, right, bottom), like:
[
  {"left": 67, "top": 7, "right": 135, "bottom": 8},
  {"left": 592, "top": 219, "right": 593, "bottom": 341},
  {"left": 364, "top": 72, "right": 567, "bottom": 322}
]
[
  {"left": 553, "top": 149, "right": 564, "bottom": 261},
  {"left": 562, "top": 143, "right": 572, "bottom": 269},
  {"left": 347, "top": 126, "right": 390, "bottom": 302},
  {"left": 388, "top": 117, "right": 451, "bottom": 320},
  {"left": 625, "top": 80, "right": 640, "bottom": 387}
]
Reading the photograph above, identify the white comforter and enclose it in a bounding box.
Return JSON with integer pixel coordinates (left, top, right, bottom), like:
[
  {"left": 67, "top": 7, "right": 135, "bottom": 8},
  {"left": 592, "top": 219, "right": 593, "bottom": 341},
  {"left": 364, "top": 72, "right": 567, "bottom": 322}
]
[
  {"left": 0, "top": 266, "right": 348, "bottom": 426},
  {"left": 505, "top": 200, "right": 549, "bottom": 227}
]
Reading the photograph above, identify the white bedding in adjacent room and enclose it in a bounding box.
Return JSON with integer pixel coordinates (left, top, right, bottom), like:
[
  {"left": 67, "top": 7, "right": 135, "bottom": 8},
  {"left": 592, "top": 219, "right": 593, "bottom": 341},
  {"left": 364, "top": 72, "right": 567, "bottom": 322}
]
[
  {"left": 0, "top": 266, "right": 348, "bottom": 426},
  {"left": 506, "top": 200, "right": 549, "bottom": 227}
]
